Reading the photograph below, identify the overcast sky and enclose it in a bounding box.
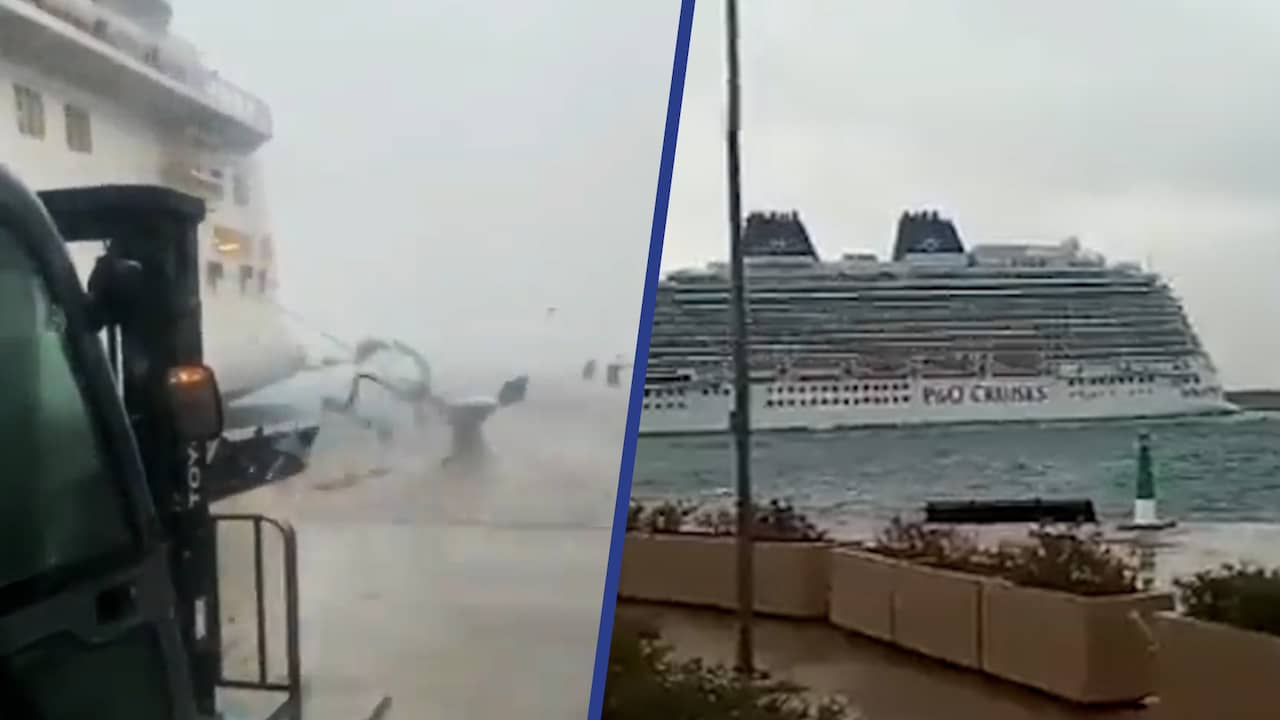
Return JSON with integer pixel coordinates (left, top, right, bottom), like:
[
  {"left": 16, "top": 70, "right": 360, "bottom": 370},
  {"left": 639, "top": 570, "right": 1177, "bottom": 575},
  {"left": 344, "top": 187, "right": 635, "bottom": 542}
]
[
  {"left": 175, "top": 1, "right": 679, "bottom": 382},
  {"left": 665, "top": 0, "right": 1280, "bottom": 388}
]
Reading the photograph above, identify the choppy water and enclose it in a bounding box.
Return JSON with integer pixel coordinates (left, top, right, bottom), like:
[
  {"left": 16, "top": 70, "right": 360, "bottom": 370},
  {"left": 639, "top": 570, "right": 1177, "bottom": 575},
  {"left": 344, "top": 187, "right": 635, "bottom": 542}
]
[{"left": 631, "top": 412, "right": 1280, "bottom": 527}]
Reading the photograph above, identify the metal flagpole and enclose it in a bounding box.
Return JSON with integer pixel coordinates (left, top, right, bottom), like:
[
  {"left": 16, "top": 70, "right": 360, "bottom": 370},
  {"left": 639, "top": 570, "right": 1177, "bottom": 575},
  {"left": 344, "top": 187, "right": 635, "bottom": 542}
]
[{"left": 723, "top": 0, "right": 755, "bottom": 674}]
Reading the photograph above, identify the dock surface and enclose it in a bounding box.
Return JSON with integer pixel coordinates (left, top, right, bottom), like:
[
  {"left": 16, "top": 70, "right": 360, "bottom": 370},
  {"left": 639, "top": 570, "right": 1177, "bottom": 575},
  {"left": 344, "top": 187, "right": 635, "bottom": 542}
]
[
  {"left": 620, "top": 602, "right": 1145, "bottom": 719},
  {"left": 212, "top": 374, "right": 629, "bottom": 719}
]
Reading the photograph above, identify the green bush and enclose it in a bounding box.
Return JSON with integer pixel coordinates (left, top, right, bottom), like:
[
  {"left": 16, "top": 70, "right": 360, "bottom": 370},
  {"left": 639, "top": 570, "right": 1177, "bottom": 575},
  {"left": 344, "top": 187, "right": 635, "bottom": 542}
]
[
  {"left": 1175, "top": 563, "right": 1280, "bottom": 636},
  {"left": 603, "top": 617, "right": 849, "bottom": 720}
]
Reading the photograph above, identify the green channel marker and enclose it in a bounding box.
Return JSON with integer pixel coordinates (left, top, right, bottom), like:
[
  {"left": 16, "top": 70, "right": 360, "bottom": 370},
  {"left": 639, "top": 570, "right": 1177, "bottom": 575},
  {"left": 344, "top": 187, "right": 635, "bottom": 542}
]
[{"left": 1120, "top": 431, "right": 1176, "bottom": 530}]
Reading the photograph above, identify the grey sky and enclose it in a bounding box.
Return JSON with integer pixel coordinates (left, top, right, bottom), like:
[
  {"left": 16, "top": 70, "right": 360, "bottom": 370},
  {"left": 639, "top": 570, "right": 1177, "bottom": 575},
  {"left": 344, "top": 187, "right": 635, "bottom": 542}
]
[
  {"left": 665, "top": 0, "right": 1280, "bottom": 388},
  {"left": 176, "top": 1, "right": 679, "bottom": 382}
]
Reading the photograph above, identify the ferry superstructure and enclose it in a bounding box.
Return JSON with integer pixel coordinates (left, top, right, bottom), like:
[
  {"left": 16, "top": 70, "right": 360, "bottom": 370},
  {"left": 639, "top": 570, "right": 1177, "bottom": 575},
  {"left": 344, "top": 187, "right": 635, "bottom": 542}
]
[
  {"left": 0, "top": 0, "right": 305, "bottom": 400},
  {"left": 640, "top": 210, "right": 1234, "bottom": 435}
]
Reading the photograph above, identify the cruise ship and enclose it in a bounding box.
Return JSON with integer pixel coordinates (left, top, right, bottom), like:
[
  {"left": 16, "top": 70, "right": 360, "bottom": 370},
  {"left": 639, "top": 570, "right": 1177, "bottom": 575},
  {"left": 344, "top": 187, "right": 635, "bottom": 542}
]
[
  {"left": 1, "top": 0, "right": 306, "bottom": 401},
  {"left": 639, "top": 210, "right": 1234, "bottom": 435}
]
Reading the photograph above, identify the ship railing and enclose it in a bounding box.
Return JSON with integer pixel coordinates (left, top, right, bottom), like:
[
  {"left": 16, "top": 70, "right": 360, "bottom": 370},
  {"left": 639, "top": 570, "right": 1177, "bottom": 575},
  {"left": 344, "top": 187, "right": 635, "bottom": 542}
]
[{"left": 16, "top": 0, "right": 272, "bottom": 135}]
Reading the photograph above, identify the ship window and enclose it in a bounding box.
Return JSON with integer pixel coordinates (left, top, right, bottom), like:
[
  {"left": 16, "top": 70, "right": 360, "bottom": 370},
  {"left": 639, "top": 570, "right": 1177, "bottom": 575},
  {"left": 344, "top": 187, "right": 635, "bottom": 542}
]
[
  {"left": 205, "top": 261, "right": 223, "bottom": 292},
  {"left": 238, "top": 265, "right": 253, "bottom": 294},
  {"left": 232, "top": 172, "right": 250, "bottom": 206},
  {"left": 13, "top": 84, "right": 45, "bottom": 139},
  {"left": 64, "top": 104, "right": 92, "bottom": 153}
]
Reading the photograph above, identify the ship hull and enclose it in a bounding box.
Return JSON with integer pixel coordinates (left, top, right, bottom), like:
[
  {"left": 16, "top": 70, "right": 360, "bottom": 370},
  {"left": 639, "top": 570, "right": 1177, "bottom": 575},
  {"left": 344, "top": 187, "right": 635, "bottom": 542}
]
[{"left": 638, "top": 363, "right": 1235, "bottom": 435}]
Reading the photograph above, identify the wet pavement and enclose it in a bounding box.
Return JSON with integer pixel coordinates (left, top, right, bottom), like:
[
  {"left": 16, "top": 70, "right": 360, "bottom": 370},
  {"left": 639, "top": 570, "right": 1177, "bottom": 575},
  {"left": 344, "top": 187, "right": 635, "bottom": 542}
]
[
  {"left": 618, "top": 602, "right": 1147, "bottom": 720},
  {"left": 211, "top": 373, "right": 630, "bottom": 719}
]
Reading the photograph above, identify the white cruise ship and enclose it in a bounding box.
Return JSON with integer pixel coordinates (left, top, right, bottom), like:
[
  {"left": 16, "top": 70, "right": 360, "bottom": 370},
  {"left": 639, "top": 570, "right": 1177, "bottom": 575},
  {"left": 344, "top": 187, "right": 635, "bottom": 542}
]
[
  {"left": 640, "top": 209, "right": 1234, "bottom": 435},
  {"left": 0, "top": 0, "right": 305, "bottom": 401}
]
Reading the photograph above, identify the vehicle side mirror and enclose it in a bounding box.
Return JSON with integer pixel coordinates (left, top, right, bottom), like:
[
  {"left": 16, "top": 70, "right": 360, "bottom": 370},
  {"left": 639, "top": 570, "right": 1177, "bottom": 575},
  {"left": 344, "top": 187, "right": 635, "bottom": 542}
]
[{"left": 165, "top": 365, "right": 224, "bottom": 442}]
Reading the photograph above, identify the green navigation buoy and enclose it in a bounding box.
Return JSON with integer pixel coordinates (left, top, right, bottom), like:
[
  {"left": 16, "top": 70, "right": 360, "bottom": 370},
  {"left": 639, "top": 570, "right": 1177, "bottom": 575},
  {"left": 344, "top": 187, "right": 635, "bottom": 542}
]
[{"left": 1120, "top": 431, "right": 1176, "bottom": 530}]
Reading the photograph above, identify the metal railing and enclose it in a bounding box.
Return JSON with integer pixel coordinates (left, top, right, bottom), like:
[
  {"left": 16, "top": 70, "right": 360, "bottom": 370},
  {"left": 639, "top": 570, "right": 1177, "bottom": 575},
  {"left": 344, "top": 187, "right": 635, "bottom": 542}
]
[{"left": 212, "top": 513, "right": 303, "bottom": 720}]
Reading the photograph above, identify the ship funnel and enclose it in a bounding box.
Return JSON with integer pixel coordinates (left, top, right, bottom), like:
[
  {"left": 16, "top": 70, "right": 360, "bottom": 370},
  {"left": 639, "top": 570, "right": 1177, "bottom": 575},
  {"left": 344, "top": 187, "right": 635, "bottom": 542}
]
[{"left": 892, "top": 209, "right": 966, "bottom": 261}]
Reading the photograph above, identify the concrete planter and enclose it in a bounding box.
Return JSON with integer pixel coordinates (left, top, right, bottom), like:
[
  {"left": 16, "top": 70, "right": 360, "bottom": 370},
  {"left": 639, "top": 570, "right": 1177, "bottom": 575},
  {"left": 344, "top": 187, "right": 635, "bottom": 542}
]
[
  {"left": 1154, "top": 611, "right": 1280, "bottom": 719},
  {"left": 891, "top": 562, "right": 986, "bottom": 669},
  {"left": 827, "top": 548, "right": 902, "bottom": 641},
  {"left": 617, "top": 532, "right": 830, "bottom": 618},
  {"left": 981, "top": 581, "right": 1173, "bottom": 705},
  {"left": 827, "top": 548, "right": 984, "bottom": 667}
]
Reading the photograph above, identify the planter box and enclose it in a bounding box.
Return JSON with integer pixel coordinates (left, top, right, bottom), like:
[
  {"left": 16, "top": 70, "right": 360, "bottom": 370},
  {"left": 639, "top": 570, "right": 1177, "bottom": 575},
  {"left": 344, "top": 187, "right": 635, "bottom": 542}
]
[
  {"left": 981, "top": 581, "right": 1172, "bottom": 705},
  {"left": 827, "top": 548, "right": 901, "bottom": 641},
  {"left": 827, "top": 548, "right": 984, "bottom": 667},
  {"left": 1154, "top": 611, "right": 1280, "bottom": 720},
  {"left": 617, "top": 533, "right": 830, "bottom": 618},
  {"left": 891, "top": 562, "right": 985, "bottom": 669}
]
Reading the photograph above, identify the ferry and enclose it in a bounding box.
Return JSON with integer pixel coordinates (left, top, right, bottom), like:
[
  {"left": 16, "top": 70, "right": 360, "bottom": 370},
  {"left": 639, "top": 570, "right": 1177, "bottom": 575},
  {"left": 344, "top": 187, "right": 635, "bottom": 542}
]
[
  {"left": 2, "top": 0, "right": 320, "bottom": 487},
  {"left": 0, "top": 0, "right": 306, "bottom": 402}
]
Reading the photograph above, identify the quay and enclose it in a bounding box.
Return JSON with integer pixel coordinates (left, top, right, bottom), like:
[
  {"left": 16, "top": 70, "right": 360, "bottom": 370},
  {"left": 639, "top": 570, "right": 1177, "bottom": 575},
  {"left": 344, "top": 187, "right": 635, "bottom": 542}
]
[{"left": 211, "top": 375, "right": 626, "bottom": 719}]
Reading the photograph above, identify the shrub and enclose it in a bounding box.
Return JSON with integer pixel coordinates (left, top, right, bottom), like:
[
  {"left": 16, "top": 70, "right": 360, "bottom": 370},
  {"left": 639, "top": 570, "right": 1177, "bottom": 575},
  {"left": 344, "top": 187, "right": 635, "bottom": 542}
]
[
  {"left": 868, "top": 516, "right": 992, "bottom": 573},
  {"left": 1174, "top": 563, "right": 1280, "bottom": 637},
  {"left": 627, "top": 500, "right": 644, "bottom": 531},
  {"left": 629, "top": 499, "right": 697, "bottom": 534},
  {"left": 628, "top": 499, "right": 827, "bottom": 541},
  {"left": 866, "top": 519, "right": 1142, "bottom": 596},
  {"left": 996, "top": 526, "right": 1142, "bottom": 597},
  {"left": 695, "top": 499, "right": 828, "bottom": 542},
  {"left": 603, "top": 616, "right": 850, "bottom": 720}
]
